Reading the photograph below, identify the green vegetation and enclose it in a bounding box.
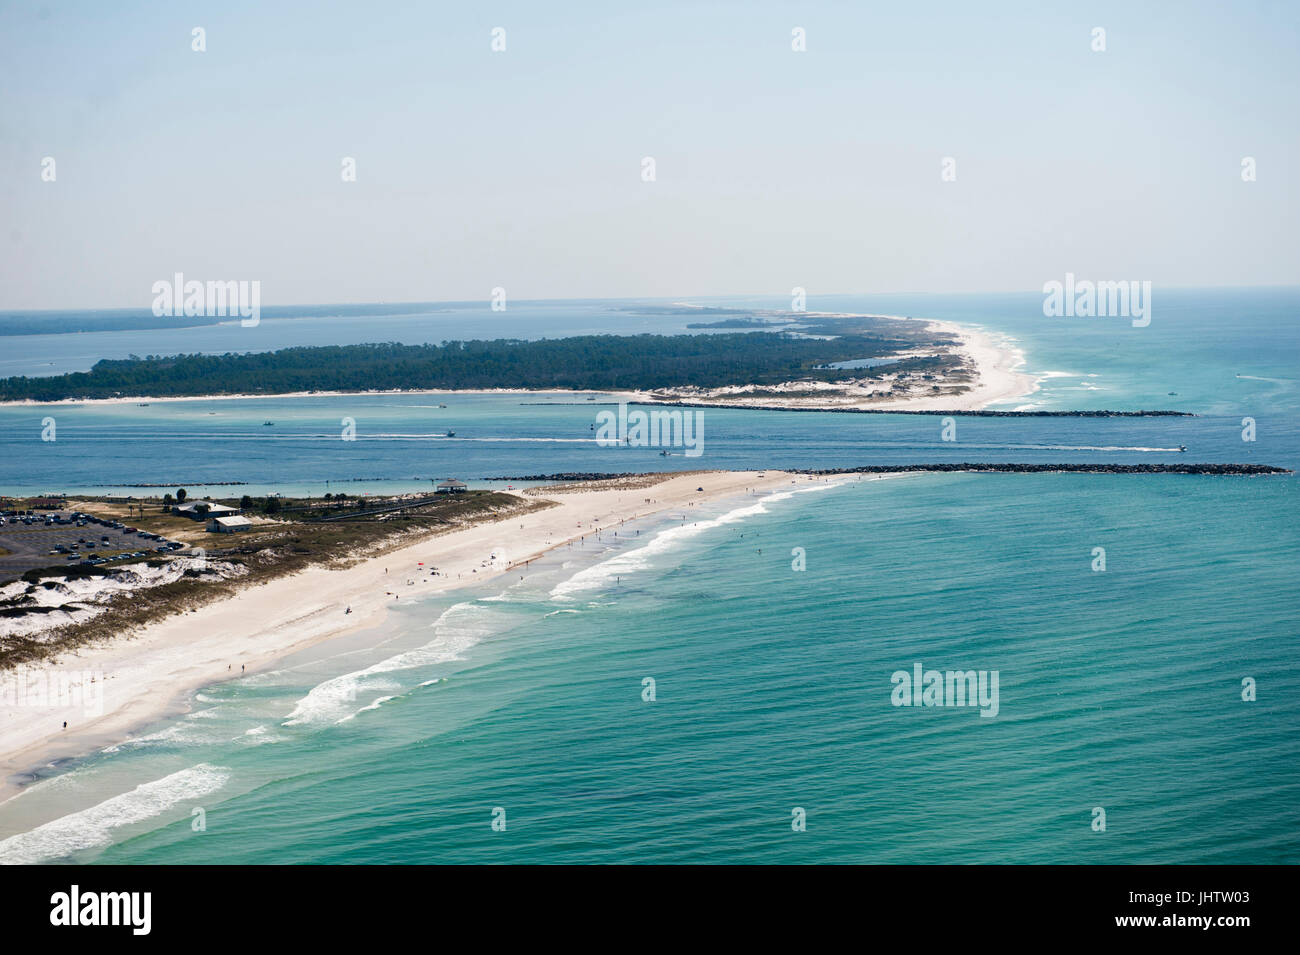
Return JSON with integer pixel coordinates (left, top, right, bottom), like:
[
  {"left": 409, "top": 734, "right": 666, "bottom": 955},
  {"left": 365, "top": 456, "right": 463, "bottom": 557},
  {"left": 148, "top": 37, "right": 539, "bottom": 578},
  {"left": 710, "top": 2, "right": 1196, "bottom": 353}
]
[
  {"left": 0, "top": 490, "right": 547, "bottom": 667},
  {"left": 0, "top": 323, "right": 959, "bottom": 401}
]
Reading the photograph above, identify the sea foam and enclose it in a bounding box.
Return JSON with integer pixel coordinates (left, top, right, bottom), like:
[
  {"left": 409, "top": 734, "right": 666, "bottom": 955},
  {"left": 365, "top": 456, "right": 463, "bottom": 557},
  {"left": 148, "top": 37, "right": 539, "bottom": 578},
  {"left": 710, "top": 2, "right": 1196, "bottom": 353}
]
[
  {"left": 549, "top": 483, "right": 840, "bottom": 601},
  {"left": 0, "top": 763, "right": 230, "bottom": 865},
  {"left": 283, "top": 601, "right": 496, "bottom": 726}
]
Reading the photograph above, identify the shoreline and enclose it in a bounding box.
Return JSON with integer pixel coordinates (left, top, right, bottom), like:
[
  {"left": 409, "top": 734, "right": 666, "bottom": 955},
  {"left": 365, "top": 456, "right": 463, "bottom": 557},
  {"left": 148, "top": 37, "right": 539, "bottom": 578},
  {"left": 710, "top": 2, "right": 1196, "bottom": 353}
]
[
  {"left": 0, "top": 314, "right": 1038, "bottom": 412},
  {"left": 0, "top": 469, "right": 812, "bottom": 802},
  {"left": 624, "top": 317, "right": 1036, "bottom": 412}
]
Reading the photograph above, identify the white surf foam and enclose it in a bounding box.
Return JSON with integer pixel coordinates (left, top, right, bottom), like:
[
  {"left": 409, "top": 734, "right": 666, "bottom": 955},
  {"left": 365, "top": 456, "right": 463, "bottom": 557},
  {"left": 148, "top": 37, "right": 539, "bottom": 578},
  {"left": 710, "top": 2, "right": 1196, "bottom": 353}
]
[
  {"left": 238, "top": 725, "right": 284, "bottom": 746},
  {"left": 283, "top": 601, "right": 496, "bottom": 726},
  {"left": 549, "top": 483, "right": 840, "bottom": 601},
  {"left": 0, "top": 763, "right": 230, "bottom": 865},
  {"left": 337, "top": 695, "right": 397, "bottom": 723}
]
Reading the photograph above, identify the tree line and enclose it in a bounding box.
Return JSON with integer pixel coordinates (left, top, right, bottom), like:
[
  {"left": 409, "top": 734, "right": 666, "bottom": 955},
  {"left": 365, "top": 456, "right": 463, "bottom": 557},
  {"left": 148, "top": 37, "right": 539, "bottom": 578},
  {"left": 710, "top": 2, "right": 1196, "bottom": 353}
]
[{"left": 0, "top": 333, "right": 952, "bottom": 401}]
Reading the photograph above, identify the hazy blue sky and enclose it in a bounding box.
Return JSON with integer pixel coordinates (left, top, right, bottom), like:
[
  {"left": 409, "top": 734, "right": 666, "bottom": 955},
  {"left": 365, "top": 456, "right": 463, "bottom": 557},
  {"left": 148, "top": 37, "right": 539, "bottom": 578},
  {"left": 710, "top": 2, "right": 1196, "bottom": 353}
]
[{"left": 2, "top": 0, "right": 1297, "bottom": 308}]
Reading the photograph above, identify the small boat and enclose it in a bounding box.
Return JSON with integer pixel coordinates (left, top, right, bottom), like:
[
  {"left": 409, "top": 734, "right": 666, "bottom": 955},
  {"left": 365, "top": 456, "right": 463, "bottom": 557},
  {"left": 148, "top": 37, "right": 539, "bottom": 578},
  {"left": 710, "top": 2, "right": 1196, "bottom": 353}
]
[
  {"left": 438, "top": 403, "right": 447, "bottom": 408},
  {"left": 659, "top": 450, "right": 670, "bottom": 456},
  {"left": 138, "top": 402, "right": 149, "bottom": 407},
  {"left": 446, "top": 430, "right": 456, "bottom": 437},
  {"left": 1178, "top": 445, "right": 1187, "bottom": 452},
  {"left": 263, "top": 421, "right": 274, "bottom": 426}
]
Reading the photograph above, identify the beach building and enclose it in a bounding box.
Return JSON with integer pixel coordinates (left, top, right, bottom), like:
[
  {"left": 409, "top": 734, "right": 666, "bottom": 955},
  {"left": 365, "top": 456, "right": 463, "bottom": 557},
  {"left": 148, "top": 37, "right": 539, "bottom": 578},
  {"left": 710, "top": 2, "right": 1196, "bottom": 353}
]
[
  {"left": 207, "top": 515, "right": 253, "bottom": 533},
  {"left": 176, "top": 501, "right": 240, "bottom": 519},
  {"left": 436, "top": 480, "right": 468, "bottom": 494}
]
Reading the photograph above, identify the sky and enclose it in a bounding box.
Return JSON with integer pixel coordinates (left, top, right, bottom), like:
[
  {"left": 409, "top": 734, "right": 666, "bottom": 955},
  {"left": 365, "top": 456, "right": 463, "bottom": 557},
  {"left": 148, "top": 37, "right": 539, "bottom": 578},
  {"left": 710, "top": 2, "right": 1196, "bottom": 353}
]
[{"left": 1, "top": 0, "right": 1298, "bottom": 309}]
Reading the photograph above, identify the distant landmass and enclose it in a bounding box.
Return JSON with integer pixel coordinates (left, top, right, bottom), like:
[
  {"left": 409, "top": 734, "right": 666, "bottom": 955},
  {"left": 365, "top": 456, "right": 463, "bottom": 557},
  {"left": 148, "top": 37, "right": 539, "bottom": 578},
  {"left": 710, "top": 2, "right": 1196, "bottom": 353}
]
[
  {"left": 0, "top": 320, "right": 960, "bottom": 401},
  {"left": 0, "top": 309, "right": 226, "bottom": 336},
  {"left": 0, "top": 302, "right": 465, "bottom": 337}
]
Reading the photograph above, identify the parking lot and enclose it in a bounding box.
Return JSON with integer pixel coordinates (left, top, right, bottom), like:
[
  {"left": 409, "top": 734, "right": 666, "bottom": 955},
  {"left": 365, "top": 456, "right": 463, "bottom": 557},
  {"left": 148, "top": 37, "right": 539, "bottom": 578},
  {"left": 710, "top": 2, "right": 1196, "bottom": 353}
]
[{"left": 0, "top": 511, "right": 186, "bottom": 583}]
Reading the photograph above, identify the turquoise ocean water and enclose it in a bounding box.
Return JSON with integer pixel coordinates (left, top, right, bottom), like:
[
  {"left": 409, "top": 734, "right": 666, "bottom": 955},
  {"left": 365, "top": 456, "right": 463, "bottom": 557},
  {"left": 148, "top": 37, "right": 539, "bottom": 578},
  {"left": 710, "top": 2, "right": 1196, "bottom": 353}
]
[{"left": 0, "top": 289, "right": 1296, "bottom": 863}]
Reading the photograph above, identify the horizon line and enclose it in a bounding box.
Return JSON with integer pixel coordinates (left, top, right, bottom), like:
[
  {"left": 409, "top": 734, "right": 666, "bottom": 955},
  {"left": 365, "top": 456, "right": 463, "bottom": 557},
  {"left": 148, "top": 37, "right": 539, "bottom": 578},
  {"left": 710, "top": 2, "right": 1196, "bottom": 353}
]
[{"left": 3, "top": 283, "right": 1299, "bottom": 315}]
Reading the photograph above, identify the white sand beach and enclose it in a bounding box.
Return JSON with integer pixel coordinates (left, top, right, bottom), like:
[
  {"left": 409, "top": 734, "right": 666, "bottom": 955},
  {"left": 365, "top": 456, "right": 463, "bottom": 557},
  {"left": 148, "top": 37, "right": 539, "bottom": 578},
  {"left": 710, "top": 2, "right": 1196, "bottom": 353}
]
[
  {"left": 889, "top": 319, "right": 1037, "bottom": 411},
  {"left": 0, "top": 469, "right": 807, "bottom": 799},
  {"left": 0, "top": 314, "right": 1037, "bottom": 412},
  {"left": 625, "top": 316, "right": 1037, "bottom": 411}
]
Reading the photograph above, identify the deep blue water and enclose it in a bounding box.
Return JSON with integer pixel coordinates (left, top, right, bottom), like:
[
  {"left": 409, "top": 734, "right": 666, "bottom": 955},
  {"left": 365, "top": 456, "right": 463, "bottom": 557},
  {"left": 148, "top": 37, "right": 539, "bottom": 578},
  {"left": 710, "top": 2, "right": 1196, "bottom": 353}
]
[
  {"left": 0, "top": 394, "right": 1293, "bottom": 497},
  {"left": 1, "top": 288, "right": 1295, "bottom": 496}
]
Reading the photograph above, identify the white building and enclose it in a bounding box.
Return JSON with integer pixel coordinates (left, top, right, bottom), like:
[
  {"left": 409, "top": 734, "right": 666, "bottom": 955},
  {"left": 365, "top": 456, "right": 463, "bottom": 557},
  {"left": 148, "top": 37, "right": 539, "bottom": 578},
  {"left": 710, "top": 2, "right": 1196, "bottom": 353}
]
[
  {"left": 177, "top": 501, "right": 240, "bottom": 519},
  {"left": 207, "top": 515, "right": 253, "bottom": 533}
]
